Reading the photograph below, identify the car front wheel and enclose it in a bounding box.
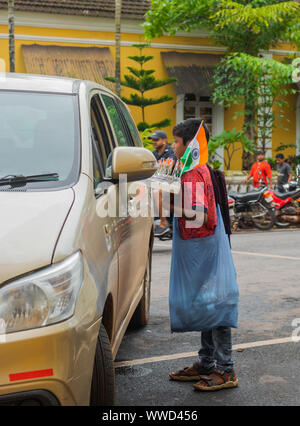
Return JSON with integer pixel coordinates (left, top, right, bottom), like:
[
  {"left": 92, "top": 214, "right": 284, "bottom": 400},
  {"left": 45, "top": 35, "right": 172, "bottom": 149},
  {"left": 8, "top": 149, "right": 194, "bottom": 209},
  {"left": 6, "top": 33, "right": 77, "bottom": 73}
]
[
  {"left": 130, "top": 249, "right": 152, "bottom": 328},
  {"left": 90, "top": 323, "right": 115, "bottom": 406}
]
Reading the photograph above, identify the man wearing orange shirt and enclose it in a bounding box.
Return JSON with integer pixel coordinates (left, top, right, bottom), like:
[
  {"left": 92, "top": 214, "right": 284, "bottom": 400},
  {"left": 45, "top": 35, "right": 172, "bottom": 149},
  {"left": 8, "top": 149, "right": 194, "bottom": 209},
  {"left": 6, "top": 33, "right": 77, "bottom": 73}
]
[{"left": 243, "top": 150, "right": 273, "bottom": 189}]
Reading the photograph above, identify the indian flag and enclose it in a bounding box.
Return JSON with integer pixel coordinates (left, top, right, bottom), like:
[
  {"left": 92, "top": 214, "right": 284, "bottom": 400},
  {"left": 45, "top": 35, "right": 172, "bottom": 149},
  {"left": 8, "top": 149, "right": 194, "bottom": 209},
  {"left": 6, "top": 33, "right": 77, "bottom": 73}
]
[{"left": 180, "top": 121, "right": 209, "bottom": 175}]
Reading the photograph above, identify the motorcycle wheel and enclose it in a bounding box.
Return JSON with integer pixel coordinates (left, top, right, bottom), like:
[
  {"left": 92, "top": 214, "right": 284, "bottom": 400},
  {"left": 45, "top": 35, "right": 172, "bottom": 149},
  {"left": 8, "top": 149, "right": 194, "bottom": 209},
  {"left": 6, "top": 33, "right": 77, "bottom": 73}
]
[
  {"left": 251, "top": 202, "right": 275, "bottom": 230},
  {"left": 275, "top": 205, "right": 292, "bottom": 228},
  {"left": 275, "top": 220, "right": 291, "bottom": 229}
]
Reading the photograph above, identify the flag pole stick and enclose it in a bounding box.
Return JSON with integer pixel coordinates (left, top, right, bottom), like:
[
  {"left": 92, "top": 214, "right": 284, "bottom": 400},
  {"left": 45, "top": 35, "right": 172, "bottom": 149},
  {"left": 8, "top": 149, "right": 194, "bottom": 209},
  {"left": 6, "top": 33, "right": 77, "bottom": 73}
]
[{"left": 179, "top": 120, "right": 204, "bottom": 178}]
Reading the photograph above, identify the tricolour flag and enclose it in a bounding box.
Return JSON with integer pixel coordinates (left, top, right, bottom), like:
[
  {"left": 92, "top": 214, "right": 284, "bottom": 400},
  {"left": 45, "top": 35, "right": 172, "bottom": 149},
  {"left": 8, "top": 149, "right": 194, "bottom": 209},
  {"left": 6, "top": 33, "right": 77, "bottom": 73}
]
[{"left": 180, "top": 121, "right": 209, "bottom": 175}]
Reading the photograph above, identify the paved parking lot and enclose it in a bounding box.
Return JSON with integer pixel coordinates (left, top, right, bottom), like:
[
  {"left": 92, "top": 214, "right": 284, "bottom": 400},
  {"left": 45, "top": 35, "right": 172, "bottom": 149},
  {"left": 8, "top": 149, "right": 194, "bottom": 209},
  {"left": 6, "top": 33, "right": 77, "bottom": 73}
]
[{"left": 115, "top": 229, "right": 300, "bottom": 406}]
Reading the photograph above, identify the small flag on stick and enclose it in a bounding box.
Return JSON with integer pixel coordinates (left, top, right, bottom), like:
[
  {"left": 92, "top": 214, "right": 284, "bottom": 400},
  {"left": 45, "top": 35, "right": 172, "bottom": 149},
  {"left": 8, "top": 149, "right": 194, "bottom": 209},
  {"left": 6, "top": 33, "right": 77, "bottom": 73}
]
[{"left": 180, "top": 121, "right": 208, "bottom": 175}]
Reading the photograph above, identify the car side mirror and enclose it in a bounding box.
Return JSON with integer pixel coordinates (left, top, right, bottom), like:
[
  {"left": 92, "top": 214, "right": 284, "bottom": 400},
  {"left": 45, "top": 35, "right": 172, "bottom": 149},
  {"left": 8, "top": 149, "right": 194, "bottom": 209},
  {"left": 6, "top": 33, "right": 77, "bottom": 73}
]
[{"left": 111, "top": 147, "right": 157, "bottom": 182}]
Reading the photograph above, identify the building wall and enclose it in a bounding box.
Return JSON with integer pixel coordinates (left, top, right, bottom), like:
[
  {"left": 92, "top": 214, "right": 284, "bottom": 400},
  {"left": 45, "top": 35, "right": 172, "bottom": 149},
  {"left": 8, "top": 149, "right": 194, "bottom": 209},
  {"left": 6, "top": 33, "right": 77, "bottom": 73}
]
[{"left": 0, "top": 11, "right": 298, "bottom": 170}]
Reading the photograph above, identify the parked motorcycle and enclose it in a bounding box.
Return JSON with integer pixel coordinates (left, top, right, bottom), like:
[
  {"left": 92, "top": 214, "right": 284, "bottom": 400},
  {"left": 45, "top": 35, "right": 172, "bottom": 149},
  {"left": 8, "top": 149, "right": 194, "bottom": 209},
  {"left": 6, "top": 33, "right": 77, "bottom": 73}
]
[
  {"left": 228, "top": 186, "right": 275, "bottom": 231},
  {"left": 268, "top": 165, "right": 300, "bottom": 228}
]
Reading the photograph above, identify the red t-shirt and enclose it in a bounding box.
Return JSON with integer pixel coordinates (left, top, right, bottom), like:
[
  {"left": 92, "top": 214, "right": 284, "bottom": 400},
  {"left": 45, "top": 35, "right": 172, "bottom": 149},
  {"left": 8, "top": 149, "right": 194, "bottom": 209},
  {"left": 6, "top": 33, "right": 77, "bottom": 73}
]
[
  {"left": 178, "top": 164, "right": 217, "bottom": 239},
  {"left": 250, "top": 161, "right": 272, "bottom": 187}
]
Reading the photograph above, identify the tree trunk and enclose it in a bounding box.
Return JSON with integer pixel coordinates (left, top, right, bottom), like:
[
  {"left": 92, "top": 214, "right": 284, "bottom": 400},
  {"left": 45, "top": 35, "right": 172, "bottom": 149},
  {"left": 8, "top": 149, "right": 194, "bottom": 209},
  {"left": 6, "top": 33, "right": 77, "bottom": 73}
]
[
  {"left": 115, "top": 0, "right": 122, "bottom": 97},
  {"left": 242, "top": 97, "right": 257, "bottom": 170},
  {"left": 8, "top": 0, "right": 15, "bottom": 73}
]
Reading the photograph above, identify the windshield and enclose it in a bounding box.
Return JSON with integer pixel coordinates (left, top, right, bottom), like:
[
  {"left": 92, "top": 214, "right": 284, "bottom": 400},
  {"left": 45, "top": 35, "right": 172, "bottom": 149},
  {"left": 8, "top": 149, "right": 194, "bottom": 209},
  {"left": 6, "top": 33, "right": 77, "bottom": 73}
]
[{"left": 0, "top": 90, "right": 80, "bottom": 190}]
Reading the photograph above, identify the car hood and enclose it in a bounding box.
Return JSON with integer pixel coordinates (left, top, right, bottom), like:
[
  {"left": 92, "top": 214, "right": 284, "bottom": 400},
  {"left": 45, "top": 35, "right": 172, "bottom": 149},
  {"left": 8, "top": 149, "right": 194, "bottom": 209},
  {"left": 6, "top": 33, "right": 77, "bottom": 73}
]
[{"left": 0, "top": 189, "right": 74, "bottom": 285}]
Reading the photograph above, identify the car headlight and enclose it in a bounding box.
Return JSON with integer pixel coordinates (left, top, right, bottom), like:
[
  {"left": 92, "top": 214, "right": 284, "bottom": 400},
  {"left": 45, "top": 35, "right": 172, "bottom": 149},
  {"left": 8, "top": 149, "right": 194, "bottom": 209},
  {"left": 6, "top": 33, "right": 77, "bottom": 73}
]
[{"left": 0, "top": 252, "right": 83, "bottom": 334}]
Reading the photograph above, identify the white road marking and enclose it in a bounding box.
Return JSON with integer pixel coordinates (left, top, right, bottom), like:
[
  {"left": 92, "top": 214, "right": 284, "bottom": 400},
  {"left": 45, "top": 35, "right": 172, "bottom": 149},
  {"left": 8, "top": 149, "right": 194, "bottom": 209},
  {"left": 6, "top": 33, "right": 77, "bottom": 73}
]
[
  {"left": 114, "top": 336, "right": 295, "bottom": 368},
  {"left": 155, "top": 244, "right": 300, "bottom": 261},
  {"left": 232, "top": 251, "right": 300, "bottom": 261}
]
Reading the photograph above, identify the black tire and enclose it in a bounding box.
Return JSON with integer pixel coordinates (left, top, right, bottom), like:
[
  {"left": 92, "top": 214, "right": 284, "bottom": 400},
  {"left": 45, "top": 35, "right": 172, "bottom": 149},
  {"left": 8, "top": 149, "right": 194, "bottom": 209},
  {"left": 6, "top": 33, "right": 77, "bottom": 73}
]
[
  {"left": 275, "top": 206, "right": 292, "bottom": 228},
  {"left": 251, "top": 202, "right": 275, "bottom": 230},
  {"left": 275, "top": 220, "right": 291, "bottom": 228},
  {"left": 90, "top": 324, "right": 115, "bottom": 406},
  {"left": 129, "top": 249, "right": 152, "bottom": 328}
]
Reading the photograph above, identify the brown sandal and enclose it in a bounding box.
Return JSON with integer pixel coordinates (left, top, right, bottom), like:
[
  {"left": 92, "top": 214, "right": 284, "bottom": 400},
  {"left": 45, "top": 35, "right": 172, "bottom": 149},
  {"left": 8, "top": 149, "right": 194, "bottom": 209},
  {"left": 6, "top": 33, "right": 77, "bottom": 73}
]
[
  {"left": 169, "top": 362, "right": 215, "bottom": 382},
  {"left": 193, "top": 369, "right": 238, "bottom": 391}
]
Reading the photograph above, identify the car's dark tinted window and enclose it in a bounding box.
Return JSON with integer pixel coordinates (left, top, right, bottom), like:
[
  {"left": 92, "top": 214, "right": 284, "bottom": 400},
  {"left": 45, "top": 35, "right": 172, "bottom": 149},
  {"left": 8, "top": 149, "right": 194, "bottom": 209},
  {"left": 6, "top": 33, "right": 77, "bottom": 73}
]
[
  {"left": 0, "top": 91, "right": 80, "bottom": 190},
  {"left": 91, "top": 94, "right": 114, "bottom": 190},
  {"left": 117, "top": 101, "right": 142, "bottom": 147},
  {"left": 101, "top": 95, "right": 133, "bottom": 147}
]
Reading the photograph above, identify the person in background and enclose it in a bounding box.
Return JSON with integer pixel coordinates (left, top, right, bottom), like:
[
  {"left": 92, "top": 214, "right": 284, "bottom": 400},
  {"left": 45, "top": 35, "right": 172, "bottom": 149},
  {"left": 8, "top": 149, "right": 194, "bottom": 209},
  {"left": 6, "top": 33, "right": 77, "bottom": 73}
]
[
  {"left": 148, "top": 130, "right": 177, "bottom": 237},
  {"left": 243, "top": 150, "right": 273, "bottom": 189},
  {"left": 275, "top": 153, "right": 293, "bottom": 192}
]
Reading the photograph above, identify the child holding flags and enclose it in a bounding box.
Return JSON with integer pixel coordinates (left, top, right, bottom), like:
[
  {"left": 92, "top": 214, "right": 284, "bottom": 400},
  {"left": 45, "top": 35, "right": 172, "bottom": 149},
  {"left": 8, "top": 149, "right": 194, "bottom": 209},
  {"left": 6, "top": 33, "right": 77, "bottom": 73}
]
[{"left": 167, "top": 118, "right": 239, "bottom": 391}]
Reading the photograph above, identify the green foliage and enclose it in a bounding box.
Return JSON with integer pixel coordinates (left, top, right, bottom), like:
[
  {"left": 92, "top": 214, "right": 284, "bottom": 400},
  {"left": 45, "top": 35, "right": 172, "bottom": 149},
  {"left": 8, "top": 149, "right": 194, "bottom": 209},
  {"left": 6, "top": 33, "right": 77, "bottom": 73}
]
[
  {"left": 144, "top": 1, "right": 300, "bottom": 53},
  {"left": 105, "top": 43, "right": 177, "bottom": 131},
  {"left": 209, "top": 159, "right": 223, "bottom": 170},
  {"left": 140, "top": 127, "right": 156, "bottom": 150},
  {"left": 208, "top": 128, "right": 256, "bottom": 170},
  {"left": 211, "top": 1, "right": 300, "bottom": 40},
  {"left": 122, "top": 94, "right": 174, "bottom": 107},
  {"left": 126, "top": 67, "right": 155, "bottom": 78},
  {"left": 151, "top": 118, "right": 172, "bottom": 128},
  {"left": 275, "top": 142, "right": 297, "bottom": 152},
  {"left": 287, "top": 154, "right": 300, "bottom": 171},
  {"left": 267, "top": 157, "right": 277, "bottom": 170},
  {"left": 144, "top": 0, "right": 212, "bottom": 39},
  {"left": 212, "top": 52, "right": 295, "bottom": 154},
  {"left": 137, "top": 121, "right": 151, "bottom": 132},
  {"left": 137, "top": 118, "right": 172, "bottom": 132},
  {"left": 144, "top": 0, "right": 300, "bottom": 169},
  {"left": 127, "top": 56, "right": 153, "bottom": 64},
  {"left": 212, "top": 53, "right": 295, "bottom": 107}
]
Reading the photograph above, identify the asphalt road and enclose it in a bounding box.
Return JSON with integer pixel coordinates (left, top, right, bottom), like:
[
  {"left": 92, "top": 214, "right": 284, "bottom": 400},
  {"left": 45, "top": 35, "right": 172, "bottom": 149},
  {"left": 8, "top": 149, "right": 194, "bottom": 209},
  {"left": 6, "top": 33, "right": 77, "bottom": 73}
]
[{"left": 114, "top": 228, "right": 300, "bottom": 406}]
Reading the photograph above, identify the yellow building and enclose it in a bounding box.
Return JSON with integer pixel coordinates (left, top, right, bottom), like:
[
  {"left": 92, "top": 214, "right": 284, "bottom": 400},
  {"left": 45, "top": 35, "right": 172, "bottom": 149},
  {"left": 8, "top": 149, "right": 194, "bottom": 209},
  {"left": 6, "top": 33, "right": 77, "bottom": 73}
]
[{"left": 0, "top": 0, "right": 299, "bottom": 169}]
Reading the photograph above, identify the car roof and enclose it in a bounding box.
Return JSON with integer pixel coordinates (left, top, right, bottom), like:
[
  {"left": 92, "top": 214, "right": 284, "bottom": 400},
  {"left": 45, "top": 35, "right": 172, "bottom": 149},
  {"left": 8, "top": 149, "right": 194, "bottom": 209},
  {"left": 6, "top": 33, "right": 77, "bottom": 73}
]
[{"left": 0, "top": 73, "right": 114, "bottom": 95}]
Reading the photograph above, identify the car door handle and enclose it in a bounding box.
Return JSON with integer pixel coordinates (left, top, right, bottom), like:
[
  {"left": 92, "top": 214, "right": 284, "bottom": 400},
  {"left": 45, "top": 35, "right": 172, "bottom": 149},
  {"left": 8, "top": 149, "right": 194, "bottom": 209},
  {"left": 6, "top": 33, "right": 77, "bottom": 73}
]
[{"left": 104, "top": 224, "right": 111, "bottom": 234}]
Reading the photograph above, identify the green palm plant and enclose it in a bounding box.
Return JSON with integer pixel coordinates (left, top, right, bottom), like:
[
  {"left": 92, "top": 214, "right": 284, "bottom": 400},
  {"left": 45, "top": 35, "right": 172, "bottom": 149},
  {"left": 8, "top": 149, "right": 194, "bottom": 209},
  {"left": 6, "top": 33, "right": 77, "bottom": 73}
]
[{"left": 106, "top": 43, "right": 177, "bottom": 131}]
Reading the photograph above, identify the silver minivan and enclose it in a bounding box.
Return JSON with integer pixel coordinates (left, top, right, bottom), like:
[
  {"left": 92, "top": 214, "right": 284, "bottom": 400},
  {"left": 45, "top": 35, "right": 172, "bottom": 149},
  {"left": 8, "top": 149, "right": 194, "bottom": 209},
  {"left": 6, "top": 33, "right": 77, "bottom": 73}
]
[{"left": 0, "top": 73, "right": 156, "bottom": 406}]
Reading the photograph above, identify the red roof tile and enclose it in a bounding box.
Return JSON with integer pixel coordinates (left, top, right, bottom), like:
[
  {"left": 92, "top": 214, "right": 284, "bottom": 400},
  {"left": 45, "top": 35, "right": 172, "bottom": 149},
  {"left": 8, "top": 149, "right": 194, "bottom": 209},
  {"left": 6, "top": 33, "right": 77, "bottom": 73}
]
[{"left": 0, "top": 0, "right": 150, "bottom": 20}]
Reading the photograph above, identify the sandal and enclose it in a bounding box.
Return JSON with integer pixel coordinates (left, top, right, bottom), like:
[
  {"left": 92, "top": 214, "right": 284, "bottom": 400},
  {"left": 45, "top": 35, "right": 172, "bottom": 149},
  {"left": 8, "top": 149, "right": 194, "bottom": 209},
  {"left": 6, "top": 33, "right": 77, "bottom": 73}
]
[
  {"left": 169, "top": 362, "right": 215, "bottom": 382},
  {"left": 193, "top": 369, "right": 238, "bottom": 391}
]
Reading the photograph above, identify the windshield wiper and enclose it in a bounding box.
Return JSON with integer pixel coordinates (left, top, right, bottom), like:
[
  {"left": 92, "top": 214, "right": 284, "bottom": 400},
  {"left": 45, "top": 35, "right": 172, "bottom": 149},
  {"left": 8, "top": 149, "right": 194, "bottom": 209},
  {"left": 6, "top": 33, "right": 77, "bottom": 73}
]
[{"left": 0, "top": 173, "right": 59, "bottom": 186}]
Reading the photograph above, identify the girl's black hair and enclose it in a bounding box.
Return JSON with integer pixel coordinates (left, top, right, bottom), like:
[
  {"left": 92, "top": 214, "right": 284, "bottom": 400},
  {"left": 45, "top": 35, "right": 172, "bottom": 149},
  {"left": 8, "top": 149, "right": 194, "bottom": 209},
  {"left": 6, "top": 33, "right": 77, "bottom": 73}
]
[{"left": 173, "top": 118, "right": 210, "bottom": 145}]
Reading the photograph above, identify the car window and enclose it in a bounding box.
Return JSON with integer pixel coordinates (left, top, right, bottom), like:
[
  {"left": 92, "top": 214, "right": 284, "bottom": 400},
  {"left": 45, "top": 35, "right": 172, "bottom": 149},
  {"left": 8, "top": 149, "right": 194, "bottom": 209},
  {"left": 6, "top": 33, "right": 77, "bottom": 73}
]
[
  {"left": 91, "top": 95, "right": 114, "bottom": 188},
  {"left": 92, "top": 149, "right": 102, "bottom": 191},
  {"left": 0, "top": 91, "right": 80, "bottom": 190},
  {"left": 101, "top": 94, "right": 133, "bottom": 147},
  {"left": 117, "top": 101, "right": 142, "bottom": 147}
]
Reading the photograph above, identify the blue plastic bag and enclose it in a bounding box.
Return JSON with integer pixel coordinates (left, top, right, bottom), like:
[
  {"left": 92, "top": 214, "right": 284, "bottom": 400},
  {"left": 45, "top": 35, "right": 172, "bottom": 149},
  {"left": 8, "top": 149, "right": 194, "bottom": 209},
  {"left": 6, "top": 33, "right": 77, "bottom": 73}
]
[{"left": 169, "top": 206, "right": 239, "bottom": 332}]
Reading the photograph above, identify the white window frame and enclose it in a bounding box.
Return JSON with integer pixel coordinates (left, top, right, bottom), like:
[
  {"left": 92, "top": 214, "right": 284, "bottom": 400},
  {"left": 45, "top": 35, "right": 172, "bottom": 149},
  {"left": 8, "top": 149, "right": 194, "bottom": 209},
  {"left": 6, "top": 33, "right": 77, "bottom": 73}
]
[{"left": 176, "top": 94, "right": 224, "bottom": 168}]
